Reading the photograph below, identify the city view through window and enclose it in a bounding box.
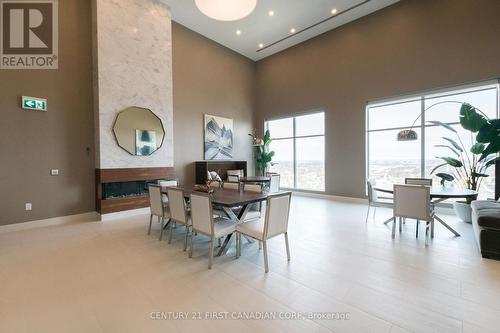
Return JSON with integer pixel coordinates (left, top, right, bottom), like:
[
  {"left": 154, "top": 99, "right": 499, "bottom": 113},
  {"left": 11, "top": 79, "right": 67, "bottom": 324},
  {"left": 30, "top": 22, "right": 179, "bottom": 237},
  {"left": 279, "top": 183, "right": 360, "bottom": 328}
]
[
  {"left": 266, "top": 112, "right": 325, "bottom": 191},
  {"left": 367, "top": 83, "right": 499, "bottom": 199}
]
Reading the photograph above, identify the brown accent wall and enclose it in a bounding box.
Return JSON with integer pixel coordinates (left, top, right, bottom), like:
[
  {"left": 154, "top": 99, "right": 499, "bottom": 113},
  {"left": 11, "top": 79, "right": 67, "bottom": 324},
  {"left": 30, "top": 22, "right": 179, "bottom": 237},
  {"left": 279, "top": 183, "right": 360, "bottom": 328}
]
[
  {"left": 0, "top": 0, "right": 94, "bottom": 225},
  {"left": 255, "top": 0, "right": 500, "bottom": 198},
  {"left": 172, "top": 23, "right": 256, "bottom": 185}
]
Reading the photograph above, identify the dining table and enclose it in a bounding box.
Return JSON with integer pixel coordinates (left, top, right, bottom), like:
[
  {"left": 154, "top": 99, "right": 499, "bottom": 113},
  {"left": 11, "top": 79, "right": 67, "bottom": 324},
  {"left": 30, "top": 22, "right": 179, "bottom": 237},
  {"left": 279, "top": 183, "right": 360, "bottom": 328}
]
[
  {"left": 160, "top": 184, "right": 290, "bottom": 256},
  {"left": 374, "top": 185, "right": 478, "bottom": 237},
  {"left": 239, "top": 176, "right": 271, "bottom": 184}
]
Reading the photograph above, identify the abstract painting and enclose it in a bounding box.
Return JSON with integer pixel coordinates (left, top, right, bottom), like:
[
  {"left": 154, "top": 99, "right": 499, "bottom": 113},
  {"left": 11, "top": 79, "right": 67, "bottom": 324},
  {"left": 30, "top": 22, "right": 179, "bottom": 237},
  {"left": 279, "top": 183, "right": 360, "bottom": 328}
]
[
  {"left": 135, "top": 129, "right": 157, "bottom": 156},
  {"left": 204, "top": 115, "right": 233, "bottom": 160}
]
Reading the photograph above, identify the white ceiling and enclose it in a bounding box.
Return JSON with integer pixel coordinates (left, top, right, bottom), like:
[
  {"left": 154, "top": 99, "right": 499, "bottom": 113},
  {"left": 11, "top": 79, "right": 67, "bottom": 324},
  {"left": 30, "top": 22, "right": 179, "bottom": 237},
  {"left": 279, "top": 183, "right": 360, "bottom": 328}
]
[{"left": 162, "top": 0, "right": 400, "bottom": 61}]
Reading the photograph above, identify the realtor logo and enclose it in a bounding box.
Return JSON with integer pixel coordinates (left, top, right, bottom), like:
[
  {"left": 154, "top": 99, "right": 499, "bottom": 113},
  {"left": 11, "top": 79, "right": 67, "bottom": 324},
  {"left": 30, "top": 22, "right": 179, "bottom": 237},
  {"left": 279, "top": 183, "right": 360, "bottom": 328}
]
[{"left": 1, "top": 0, "right": 58, "bottom": 69}]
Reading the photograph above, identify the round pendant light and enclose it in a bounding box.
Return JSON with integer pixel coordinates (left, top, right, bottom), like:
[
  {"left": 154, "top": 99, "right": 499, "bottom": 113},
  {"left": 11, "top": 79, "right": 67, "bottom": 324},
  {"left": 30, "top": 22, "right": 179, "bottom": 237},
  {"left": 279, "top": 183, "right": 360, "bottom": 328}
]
[{"left": 195, "top": 0, "right": 257, "bottom": 21}]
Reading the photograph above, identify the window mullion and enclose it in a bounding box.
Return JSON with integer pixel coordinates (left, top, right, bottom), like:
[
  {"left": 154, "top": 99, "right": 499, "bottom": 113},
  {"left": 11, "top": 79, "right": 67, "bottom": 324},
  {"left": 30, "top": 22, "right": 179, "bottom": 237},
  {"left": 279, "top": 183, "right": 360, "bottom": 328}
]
[
  {"left": 293, "top": 117, "right": 297, "bottom": 189},
  {"left": 421, "top": 96, "right": 426, "bottom": 178}
]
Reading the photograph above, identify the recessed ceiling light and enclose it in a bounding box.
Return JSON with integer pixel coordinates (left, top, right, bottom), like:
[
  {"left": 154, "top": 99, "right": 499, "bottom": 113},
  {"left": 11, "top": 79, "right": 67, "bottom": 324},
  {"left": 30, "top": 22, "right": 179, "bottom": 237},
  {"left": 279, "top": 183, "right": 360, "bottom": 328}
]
[
  {"left": 268, "top": 10, "right": 274, "bottom": 16},
  {"left": 290, "top": 28, "right": 296, "bottom": 34},
  {"left": 331, "top": 8, "right": 338, "bottom": 15},
  {"left": 258, "top": 43, "right": 264, "bottom": 48},
  {"left": 236, "top": 29, "right": 242, "bottom": 35}
]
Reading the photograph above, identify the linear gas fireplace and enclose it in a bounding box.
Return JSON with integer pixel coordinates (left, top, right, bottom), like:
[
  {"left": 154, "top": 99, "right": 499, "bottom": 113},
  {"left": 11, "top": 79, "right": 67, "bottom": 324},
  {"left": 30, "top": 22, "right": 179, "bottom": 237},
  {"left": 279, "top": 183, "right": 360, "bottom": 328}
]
[
  {"left": 102, "top": 180, "right": 156, "bottom": 200},
  {"left": 96, "top": 167, "right": 175, "bottom": 214}
]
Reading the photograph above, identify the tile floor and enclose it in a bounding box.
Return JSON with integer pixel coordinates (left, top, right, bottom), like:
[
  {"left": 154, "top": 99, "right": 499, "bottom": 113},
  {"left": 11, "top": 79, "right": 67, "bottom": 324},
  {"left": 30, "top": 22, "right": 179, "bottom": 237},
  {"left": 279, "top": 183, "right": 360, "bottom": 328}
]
[{"left": 1, "top": 196, "right": 500, "bottom": 333}]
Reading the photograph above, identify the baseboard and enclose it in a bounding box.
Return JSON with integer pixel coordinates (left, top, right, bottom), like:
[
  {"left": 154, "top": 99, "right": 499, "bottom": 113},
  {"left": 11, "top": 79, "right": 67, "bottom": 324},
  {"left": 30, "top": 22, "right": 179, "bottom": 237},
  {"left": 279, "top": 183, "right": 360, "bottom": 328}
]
[
  {"left": 291, "top": 191, "right": 367, "bottom": 204},
  {"left": 0, "top": 211, "right": 99, "bottom": 234},
  {"left": 98, "top": 207, "right": 150, "bottom": 221}
]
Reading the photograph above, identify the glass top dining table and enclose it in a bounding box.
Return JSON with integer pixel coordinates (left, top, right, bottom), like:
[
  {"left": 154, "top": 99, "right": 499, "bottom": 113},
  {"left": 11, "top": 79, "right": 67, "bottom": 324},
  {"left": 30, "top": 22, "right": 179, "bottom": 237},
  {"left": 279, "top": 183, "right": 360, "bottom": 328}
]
[{"left": 373, "top": 185, "right": 478, "bottom": 237}]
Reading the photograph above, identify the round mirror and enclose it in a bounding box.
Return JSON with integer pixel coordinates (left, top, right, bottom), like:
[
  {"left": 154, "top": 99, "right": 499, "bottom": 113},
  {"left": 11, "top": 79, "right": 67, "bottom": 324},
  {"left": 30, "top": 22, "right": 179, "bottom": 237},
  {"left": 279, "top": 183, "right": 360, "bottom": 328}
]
[{"left": 112, "top": 107, "right": 165, "bottom": 156}]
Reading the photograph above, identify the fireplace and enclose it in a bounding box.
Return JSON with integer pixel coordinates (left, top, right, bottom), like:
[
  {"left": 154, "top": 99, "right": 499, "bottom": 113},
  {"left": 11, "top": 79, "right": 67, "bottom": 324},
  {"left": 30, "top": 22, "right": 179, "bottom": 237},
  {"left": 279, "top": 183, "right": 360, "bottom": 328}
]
[
  {"left": 96, "top": 167, "right": 175, "bottom": 214},
  {"left": 102, "top": 180, "right": 157, "bottom": 200}
]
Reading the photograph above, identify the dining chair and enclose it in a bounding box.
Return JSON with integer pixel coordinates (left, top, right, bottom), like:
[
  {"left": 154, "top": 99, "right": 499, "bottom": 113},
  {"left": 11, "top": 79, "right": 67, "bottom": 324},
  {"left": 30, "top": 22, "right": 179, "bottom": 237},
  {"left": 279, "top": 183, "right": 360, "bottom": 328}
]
[
  {"left": 366, "top": 179, "right": 393, "bottom": 223},
  {"left": 243, "top": 183, "right": 263, "bottom": 220},
  {"left": 405, "top": 178, "right": 433, "bottom": 186},
  {"left": 166, "top": 187, "right": 191, "bottom": 251},
  {"left": 148, "top": 184, "right": 169, "bottom": 240},
  {"left": 244, "top": 183, "right": 262, "bottom": 192},
  {"left": 236, "top": 192, "right": 292, "bottom": 273},
  {"left": 269, "top": 174, "right": 281, "bottom": 193},
  {"left": 223, "top": 181, "right": 240, "bottom": 191},
  {"left": 159, "top": 179, "right": 178, "bottom": 205},
  {"left": 189, "top": 193, "right": 239, "bottom": 269},
  {"left": 227, "top": 175, "right": 240, "bottom": 182},
  {"left": 403, "top": 178, "right": 432, "bottom": 235},
  {"left": 393, "top": 184, "right": 434, "bottom": 245}
]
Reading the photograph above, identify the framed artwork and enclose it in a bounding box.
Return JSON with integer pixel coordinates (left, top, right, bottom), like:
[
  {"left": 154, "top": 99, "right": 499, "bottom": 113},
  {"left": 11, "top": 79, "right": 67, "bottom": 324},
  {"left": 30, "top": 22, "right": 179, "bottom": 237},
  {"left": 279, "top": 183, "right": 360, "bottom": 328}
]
[{"left": 204, "top": 114, "right": 233, "bottom": 160}]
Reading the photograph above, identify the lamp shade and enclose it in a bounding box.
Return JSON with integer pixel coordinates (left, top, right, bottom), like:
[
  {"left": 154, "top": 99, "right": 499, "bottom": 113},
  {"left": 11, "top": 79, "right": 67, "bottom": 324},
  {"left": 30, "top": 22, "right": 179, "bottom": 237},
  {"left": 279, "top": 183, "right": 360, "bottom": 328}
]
[
  {"left": 195, "top": 0, "right": 257, "bottom": 21},
  {"left": 397, "top": 129, "right": 418, "bottom": 141}
]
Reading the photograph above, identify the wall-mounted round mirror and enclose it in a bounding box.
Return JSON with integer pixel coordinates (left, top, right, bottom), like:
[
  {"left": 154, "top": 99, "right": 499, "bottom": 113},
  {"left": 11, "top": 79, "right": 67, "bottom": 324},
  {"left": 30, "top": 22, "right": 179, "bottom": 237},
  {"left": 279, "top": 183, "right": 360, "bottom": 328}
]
[{"left": 113, "top": 107, "right": 165, "bottom": 156}]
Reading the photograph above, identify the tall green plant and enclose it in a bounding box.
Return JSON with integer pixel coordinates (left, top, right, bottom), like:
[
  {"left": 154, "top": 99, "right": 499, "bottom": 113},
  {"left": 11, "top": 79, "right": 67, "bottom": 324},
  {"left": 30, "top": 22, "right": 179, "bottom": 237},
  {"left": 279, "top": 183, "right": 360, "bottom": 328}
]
[
  {"left": 431, "top": 103, "right": 499, "bottom": 196},
  {"left": 249, "top": 130, "right": 275, "bottom": 174}
]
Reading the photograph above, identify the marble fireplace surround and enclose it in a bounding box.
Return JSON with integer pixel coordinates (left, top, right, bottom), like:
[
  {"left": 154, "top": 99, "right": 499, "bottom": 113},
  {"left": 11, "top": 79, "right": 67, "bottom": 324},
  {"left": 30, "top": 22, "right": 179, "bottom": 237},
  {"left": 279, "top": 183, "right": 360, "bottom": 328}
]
[{"left": 92, "top": 0, "right": 174, "bottom": 169}]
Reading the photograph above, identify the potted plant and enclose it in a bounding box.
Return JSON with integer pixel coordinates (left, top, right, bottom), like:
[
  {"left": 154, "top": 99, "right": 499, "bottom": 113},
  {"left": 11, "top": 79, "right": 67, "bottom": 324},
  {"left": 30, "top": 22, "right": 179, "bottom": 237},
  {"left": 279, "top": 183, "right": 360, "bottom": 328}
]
[
  {"left": 249, "top": 129, "right": 275, "bottom": 176},
  {"left": 431, "top": 103, "right": 500, "bottom": 223}
]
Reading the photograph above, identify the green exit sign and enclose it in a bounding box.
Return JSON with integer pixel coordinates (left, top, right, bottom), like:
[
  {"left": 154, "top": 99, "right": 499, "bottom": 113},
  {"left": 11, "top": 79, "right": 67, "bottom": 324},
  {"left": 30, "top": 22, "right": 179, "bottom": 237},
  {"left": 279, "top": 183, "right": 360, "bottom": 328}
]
[{"left": 22, "top": 96, "right": 47, "bottom": 111}]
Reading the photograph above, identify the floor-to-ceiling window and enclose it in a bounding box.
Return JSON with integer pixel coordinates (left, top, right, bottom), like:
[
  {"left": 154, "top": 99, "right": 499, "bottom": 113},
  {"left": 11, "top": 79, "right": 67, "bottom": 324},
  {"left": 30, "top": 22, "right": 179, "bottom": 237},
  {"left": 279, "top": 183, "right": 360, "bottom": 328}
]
[
  {"left": 366, "top": 81, "right": 499, "bottom": 199},
  {"left": 265, "top": 112, "right": 325, "bottom": 191}
]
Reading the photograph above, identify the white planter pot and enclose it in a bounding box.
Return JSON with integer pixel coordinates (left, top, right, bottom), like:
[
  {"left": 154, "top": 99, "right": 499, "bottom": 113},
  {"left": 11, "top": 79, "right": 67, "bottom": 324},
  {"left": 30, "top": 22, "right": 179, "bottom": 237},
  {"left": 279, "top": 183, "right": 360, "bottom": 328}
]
[{"left": 453, "top": 201, "right": 472, "bottom": 224}]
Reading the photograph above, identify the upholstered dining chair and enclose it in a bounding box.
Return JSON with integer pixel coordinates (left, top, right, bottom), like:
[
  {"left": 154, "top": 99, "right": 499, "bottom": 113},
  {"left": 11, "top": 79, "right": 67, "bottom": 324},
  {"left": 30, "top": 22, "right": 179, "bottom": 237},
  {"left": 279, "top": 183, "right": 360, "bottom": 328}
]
[
  {"left": 404, "top": 178, "right": 432, "bottom": 236},
  {"left": 405, "top": 178, "right": 433, "bottom": 186},
  {"left": 236, "top": 192, "right": 292, "bottom": 273},
  {"left": 366, "top": 179, "right": 393, "bottom": 223},
  {"left": 148, "top": 184, "right": 169, "bottom": 240},
  {"left": 223, "top": 181, "right": 240, "bottom": 191},
  {"left": 393, "top": 184, "right": 434, "bottom": 245},
  {"left": 166, "top": 187, "right": 191, "bottom": 251},
  {"left": 269, "top": 174, "right": 281, "bottom": 193},
  {"left": 159, "top": 179, "right": 178, "bottom": 206},
  {"left": 227, "top": 175, "right": 240, "bottom": 182},
  {"left": 243, "top": 183, "right": 262, "bottom": 193},
  {"left": 242, "top": 183, "right": 263, "bottom": 221},
  {"left": 189, "top": 193, "right": 239, "bottom": 269}
]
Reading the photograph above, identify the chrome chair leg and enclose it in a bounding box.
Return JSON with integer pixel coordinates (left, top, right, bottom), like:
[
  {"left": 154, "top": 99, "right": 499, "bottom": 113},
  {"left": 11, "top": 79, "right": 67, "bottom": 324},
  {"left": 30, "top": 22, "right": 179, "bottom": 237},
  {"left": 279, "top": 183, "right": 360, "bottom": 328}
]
[
  {"left": 425, "top": 221, "right": 429, "bottom": 246},
  {"left": 159, "top": 217, "right": 164, "bottom": 241},
  {"left": 263, "top": 240, "right": 269, "bottom": 273},
  {"left": 399, "top": 217, "right": 402, "bottom": 233},
  {"left": 284, "top": 232, "right": 291, "bottom": 261},
  {"left": 168, "top": 219, "right": 174, "bottom": 244},
  {"left": 148, "top": 214, "right": 153, "bottom": 235},
  {"left": 365, "top": 205, "right": 371, "bottom": 223},
  {"left": 208, "top": 237, "right": 215, "bottom": 269},
  {"left": 392, "top": 215, "right": 396, "bottom": 239},
  {"left": 416, "top": 220, "right": 419, "bottom": 238}
]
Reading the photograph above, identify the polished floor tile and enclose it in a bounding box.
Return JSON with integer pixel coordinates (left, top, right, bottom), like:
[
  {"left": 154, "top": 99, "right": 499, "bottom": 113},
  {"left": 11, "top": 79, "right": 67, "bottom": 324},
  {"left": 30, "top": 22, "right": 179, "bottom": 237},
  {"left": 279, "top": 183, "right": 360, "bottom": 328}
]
[{"left": 1, "top": 196, "right": 500, "bottom": 333}]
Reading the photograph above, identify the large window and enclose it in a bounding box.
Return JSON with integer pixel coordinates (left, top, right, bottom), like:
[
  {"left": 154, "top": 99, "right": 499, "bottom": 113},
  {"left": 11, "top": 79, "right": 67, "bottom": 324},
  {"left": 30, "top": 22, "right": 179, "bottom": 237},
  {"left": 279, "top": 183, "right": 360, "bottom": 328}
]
[
  {"left": 366, "top": 81, "right": 499, "bottom": 199},
  {"left": 265, "top": 112, "right": 325, "bottom": 191}
]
